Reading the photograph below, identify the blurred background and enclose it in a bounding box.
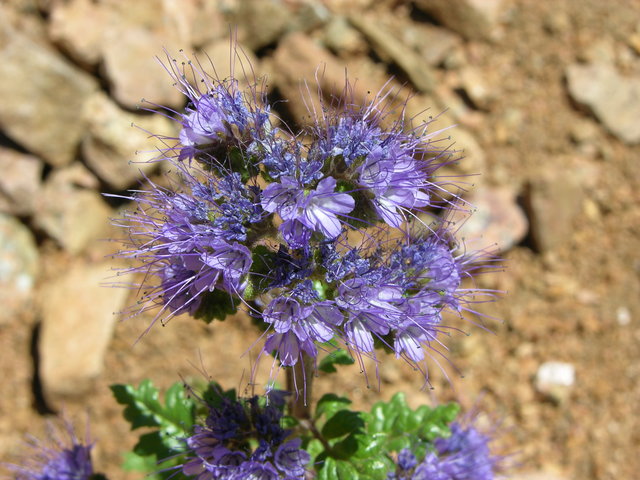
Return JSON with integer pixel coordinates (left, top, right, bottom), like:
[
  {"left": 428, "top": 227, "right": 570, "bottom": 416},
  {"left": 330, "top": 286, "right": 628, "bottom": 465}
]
[{"left": 1, "top": 0, "right": 639, "bottom": 479}]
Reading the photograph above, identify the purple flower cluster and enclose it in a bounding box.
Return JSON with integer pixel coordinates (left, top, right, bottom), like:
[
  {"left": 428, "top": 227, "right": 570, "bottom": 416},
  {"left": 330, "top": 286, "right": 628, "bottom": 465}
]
[
  {"left": 5, "top": 420, "right": 97, "bottom": 480},
  {"left": 117, "top": 52, "right": 495, "bottom": 382},
  {"left": 387, "top": 422, "right": 497, "bottom": 480},
  {"left": 181, "top": 394, "right": 309, "bottom": 479}
]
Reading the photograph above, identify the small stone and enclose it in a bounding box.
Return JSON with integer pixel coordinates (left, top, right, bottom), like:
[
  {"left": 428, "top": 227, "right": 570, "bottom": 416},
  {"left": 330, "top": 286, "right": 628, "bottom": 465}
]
[
  {"left": 0, "top": 147, "right": 43, "bottom": 216},
  {"left": 535, "top": 361, "right": 575, "bottom": 402},
  {"left": 81, "top": 92, "right": 176, "bottom": 190},
  {"left": 102, "top": 27, "right": 185, "bottom": 110},
  {"left": 450, "top": 187, "right": 528, "bottom": 254},
  {"left": 0, "top": 18, "right": 98, "bottom": 166},
  {"left": 404, "top": 24, "right": 460, "bottom": 67},
  {"left": 349, "top": 16, "right": 435, "bottom": 92},
  {"left": 33, "top": 166, "right": 112, "bottom": 254},
  {"left": 566, "top": 62, "right": 640, "bottom": 144},
  {"left": 0, "top": 213, "right": 39, "bottom": 325},
  {"left": 616, "top": 306, "right": 631, "bottom": 326},
  {"left": 38, "top": 262, "right": 131, "bottom": 403},
  {"left": 413, "top": 0, "right": 504, "bottom": 41},
  {"left": 449, "top": 127, "right": 487, "bottom": 174}
]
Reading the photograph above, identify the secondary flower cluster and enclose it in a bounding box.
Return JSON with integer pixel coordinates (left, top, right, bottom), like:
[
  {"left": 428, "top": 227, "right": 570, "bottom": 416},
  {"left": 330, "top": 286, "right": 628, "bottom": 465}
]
[
  {"left": 4, "top": 419, "right": 100, "bottom": 480},
  {"left": 387, "top": 422, "right": 497, "bottom": 480},
  {"left": 117, "top": 54, "right": 494, "bottom": 382},
  {"left": 181, "top": 393, "right": 309, "bottom": 479}
]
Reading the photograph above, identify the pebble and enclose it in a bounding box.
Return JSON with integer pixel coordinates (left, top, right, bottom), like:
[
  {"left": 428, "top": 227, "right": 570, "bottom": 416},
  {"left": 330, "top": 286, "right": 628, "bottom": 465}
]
[
  {"left": 323, "top": 16, "right": 368, "bottom": 56},
  {"left": 0, "top": 17, "right": 98, "bottom": 167},
  {"left": 535, "top": 361, "right": 576, "bottom": 402},
  {"left": 33, "top": 165, "right": 112, "bottom": 254},
  {"left": 459, "top": 67, "right": 494, "bottom": 110},
  {"left": 0, "top": 214, "right": 39, "bottom": 325},
  {"left": 81, "top": 92, "right": 176, "bottom": 190},
  {"left": 0, "top": 147, "right": 43, "bottom": 216},
  {"left": 198, "top": 39, "right": 261, "bottom": 87},
  {"left": 234, "top": 0, "right": 290, "bottom": 51},
  {"left": 566, "top": 62, "right": 640, "bottom": 144},
  {"left": 38, "top": 262, "right": 131, "bottom": 404},
  {"left": 616, "top": 306, "right": 631, "bottom": 326}
]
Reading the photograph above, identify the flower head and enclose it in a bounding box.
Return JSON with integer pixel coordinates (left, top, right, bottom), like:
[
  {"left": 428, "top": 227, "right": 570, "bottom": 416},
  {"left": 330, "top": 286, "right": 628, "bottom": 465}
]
[
  {"left": 4, "top": 419, "right": 98, "bottom": 480},
  {"left": 181, "top": 393, "right": 310, "bottom": 479}
]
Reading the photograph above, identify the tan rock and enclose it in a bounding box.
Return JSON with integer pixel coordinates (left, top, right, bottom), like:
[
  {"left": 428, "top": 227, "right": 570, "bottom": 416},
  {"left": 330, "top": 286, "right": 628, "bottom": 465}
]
[
  {"left": 0, "top": 17, "right": 98, "bottom": 167},
  {"left": 0, "top": 213, "right": 39, "bottom": 325},
  {"left": 0, "top": 147, "right": 43, "bottom": 216},
  {"left": 82, "top": 92, "right": 177, "bottom": 190},
  {"left": 413, "top": 0, "right": 504, "bottom": 41},
  {"left": 33, "top": 165, "right": 112, "bottom": 254},
  {"left": 38, "top": 262, "right": 131, "bottom": 402}
]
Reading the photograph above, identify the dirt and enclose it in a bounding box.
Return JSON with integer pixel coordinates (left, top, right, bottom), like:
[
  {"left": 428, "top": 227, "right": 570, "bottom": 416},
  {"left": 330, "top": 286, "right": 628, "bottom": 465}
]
[{"left": 1, "top": 1, "right": 640, "bottom": 479}]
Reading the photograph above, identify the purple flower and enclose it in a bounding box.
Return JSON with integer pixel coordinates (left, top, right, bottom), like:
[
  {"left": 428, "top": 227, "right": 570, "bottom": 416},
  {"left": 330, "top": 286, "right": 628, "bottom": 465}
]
[
  {"left": 262, "top": 298, "right": 343, "bottom": 366},
  {"left": 181, "top": 394, "right": 309, "bottom": 479},
  {"left": 261, "top": 176, "right": 355, "bottom": 242},
  {"left": 5, "top": 419, "right": 97, "bottom": 480}
]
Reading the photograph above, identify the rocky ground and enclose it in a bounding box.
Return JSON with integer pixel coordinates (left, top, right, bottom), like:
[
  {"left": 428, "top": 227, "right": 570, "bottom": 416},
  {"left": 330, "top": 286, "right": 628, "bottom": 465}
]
[{"left": 1, "top": 0, "right": 639, "bottom": 479}]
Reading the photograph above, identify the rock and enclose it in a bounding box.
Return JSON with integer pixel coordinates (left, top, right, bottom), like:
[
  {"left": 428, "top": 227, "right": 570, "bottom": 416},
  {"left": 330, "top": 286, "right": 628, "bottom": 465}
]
[
  {"left": 449, "top": 127, "right": 487, "bottom": 175},
  {"left": 459, "top": 67, "right": 494, "bottom": 110},
  {"left": 323, "top": 16, "right": 367, "bottom": 56},
  {"left": 566, "top": 62, "right": 640, "bottom": 144},
  {"left": 349, "top": 16, "right": 435, "bottom": 92},
  {"left": 616, "top": 306, "right": 631, "bottom": 326},
  {"left": 235, "top": 0, "right": 291, "bottom": 51},
  {"left": 198, "top": 39, "right": 262, "bottom": 87},
  {"left": 413, "top": 0, "right": 504, "bottom": 41},
  {"left": 273, "top": 32, "right": 377, "bottom": 124},
  {"left": 0, "top": 18, "right": 98, "bottom": 167},
  {"left": 450, "top": 187, "right": 528, "bottom": 254},
  {"left": 102, "top": 26, "right": 186, "bottom": 110},
  {"left": 48, "top": 0, "right": 107, "bottom": 66},
  {"left": 523, "top": 159, "right": 590, "bottom": 252},
  {"left": 81, "top": 92, "right": 176, "bottom": 190},
  {"left": 33, "top": 165, "right": 112, "bottom": 254},
  {"left": 0, "top": 147, "right": 43, "bottom": 216},
  {"left": 402, "top": 24, "right": 461, "bottom": 67},
  {"left": 0, "top": 214, "right": 39, "bottom": 325},
  {"left": 535, "top": 361, "right": 575, "bottom": 402},
  {"left": 38, "top": 262, "right": 131, "bottom": 402},
  {"left": 188, "top": 0, "right": 226, "bottom": 48}
]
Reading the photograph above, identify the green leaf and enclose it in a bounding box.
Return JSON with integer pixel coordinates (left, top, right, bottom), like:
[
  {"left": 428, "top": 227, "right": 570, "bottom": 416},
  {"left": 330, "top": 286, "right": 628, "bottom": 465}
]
[
  {"left": 193, "top": 289, "right": 238, "bottom": 323},
  {"left": 322, "top": 410, "right": 365, "bottom": 440},
  {"left": 335, "top": 459, "right": 360, "bottom": 479},
  {"left": 111, "top": 380, "right": 163, "bottom": 429},
  {"left": 317, "top": 457, "right": 338, "bottom": 480},
  {"left": 315, "top": 393, "right": 351, "bottom": 421},
  {"left": 318, "top": 349, "right": 355, "bottom": 373}
]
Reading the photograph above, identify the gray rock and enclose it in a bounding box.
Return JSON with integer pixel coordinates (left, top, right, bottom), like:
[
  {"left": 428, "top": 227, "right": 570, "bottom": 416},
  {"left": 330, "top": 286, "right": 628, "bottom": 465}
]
[
  {"left": 349, "top": 16, "right": 435, "bottom": 93},
  {"left": 450, "top": 187, "right": 528, "bottom": 254},
  {"left": 413, "top": 0, "right": 504, "bottom": 41},
  {"left": 0, "top": 213, "right": 39, "bottom": 325},
  {"left": 0, "top": 147, "right": 43, "bottom": 216},
  {"left": 38, "top": 262, "right": 131, "bottom": 402},
  {"left": 33, "top": 165, "right": 112, "bottom": 254},
  {"left": 0, "top": 17, "right": 98, "bottom": 167},
  {"left": 81, "top": 92, "right": 176, "bottom": 190},
  {"left": 566, "top": 62, "right": 640, "bottom": 144}
]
